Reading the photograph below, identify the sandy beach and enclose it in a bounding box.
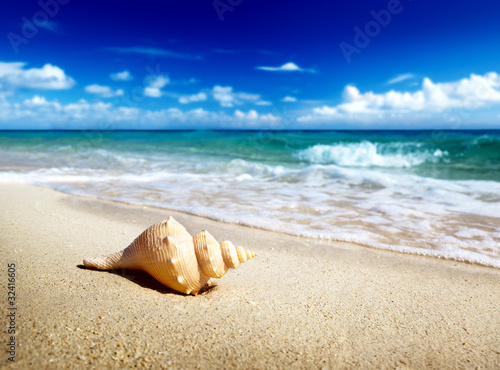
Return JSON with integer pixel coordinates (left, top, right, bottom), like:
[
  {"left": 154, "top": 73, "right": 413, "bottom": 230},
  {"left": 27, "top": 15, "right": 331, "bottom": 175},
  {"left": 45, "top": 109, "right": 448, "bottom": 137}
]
[{"left": 1, "top": 183, "right": 499, "bottom": 368}]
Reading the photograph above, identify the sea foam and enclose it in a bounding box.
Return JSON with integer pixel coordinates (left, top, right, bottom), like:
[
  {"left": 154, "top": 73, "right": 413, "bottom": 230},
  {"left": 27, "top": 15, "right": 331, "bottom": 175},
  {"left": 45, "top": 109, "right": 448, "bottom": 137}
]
[
  {"left": 295, "top": 141, "right": 448, "bottom": 167},
  {"left": 1, "top": 130, "right": 499, "bottom": 268}
]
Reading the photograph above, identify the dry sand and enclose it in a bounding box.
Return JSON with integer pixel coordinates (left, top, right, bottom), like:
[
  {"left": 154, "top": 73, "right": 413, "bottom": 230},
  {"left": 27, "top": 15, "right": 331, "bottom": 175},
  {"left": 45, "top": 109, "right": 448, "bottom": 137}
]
[{"left": 1, "top": 183, "right": 499, "bottom": 369}]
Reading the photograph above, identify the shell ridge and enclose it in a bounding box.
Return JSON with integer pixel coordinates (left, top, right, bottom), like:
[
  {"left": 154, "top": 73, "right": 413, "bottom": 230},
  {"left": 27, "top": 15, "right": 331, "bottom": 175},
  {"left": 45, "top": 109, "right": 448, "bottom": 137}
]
[
  {"left": 193, "top": 231, "right": 228, "bottom": 278},
  {"left": 83, "top": 216, "right": 256, "bottom": 295}
]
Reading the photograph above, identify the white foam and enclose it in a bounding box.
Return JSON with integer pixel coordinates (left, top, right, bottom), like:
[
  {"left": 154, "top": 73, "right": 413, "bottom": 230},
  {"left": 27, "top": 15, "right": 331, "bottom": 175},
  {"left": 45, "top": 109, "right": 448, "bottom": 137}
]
[
  {"left": 295, "top": 141, "right": 448, "bottom": 167},
  {"left": 1, "top": 150, "right": 499, "bottom": 269}
]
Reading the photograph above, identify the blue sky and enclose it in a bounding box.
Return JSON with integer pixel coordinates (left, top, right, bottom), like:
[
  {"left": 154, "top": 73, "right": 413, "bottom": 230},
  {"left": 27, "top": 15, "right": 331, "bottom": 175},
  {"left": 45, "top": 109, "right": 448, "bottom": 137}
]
[{"left": 1, "top": 0, "right": 500, "bottom": 129}]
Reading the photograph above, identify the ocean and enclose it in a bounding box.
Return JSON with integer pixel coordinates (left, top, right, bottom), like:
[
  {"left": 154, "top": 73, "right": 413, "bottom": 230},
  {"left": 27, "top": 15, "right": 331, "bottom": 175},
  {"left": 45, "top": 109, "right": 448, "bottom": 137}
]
[{"left": 1, "top": 130, "right": 499, "bottom": 268}]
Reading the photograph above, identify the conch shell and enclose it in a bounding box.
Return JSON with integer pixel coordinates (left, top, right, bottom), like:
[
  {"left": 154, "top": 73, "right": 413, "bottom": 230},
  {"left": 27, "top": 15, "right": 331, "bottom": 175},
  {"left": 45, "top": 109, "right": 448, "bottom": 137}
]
[{"left": 83, "top": 216, "right": 256, "bottom": 295}]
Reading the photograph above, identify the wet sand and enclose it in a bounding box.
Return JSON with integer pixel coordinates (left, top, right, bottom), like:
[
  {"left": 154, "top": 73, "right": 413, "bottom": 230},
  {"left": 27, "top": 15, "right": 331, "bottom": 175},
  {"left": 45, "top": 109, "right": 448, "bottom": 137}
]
[{"left": 1, "top": 183, "right": 499, "bottom": 368}]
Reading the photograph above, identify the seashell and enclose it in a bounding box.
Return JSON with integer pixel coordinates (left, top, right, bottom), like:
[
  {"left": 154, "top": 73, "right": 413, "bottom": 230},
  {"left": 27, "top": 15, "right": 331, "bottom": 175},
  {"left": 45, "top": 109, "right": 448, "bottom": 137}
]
[{"left": 83, "top": 216, "right": 256, "bottom": 295}]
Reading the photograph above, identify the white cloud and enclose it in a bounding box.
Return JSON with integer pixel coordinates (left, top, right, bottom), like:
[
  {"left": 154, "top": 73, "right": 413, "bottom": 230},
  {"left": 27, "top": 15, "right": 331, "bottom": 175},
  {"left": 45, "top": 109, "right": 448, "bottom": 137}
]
[
  {"left": 179, "top": 92, "right": 207, "bottom": 104},
  {"left": 212, "top": 86, "right": 234, "bottom": 107},
  {"left": 255, "top": 62, "right": 314, "bottom": 73},
  {"left": 0, "top": 95, "right": 281, "bottom": 129},
  {"left": 387, "top": 73, "right": 415, "bottom": 84},
  {"left": 211, "top": 85, "right": 268, "bottom": 107},
  {"left": 0, "top": 62, "right": 75, "bottom": 90},
  {"left": 5, "top": 72, "right": 500, "bottom": 130},
  {"left": 0, "top": 96, "right": 114, "bottom": 128},
  {"left": 85, "top": 84, "right": 124, "bottom": 98},
  {"left": 282, "top": 96, "right": 297, "bottom": 102},
  {"left": 234, "top": 109, "right": 280, "bottom": 123},
  {"left": 0, "top": 62, "right": 24, "bottom": 77},
  {"left": 234, "top": 109, "right": 259, "bottom": 120},
  {"left": 144, "top": 76, "right": 169, "bottom": 97},
  {"left": 110, "top": 70, "right": 133, "bottom": 81},
  {"left": 299, "top": 72, "right": 500, "bottom": 125},
  {"left": 23, "top": 95, "right": 61, "bottom": 110}
]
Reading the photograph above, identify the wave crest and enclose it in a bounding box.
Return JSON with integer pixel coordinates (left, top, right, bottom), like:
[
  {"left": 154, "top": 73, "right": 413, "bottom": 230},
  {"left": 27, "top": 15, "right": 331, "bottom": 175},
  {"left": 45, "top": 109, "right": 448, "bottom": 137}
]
[{"left": 295, "top": 141, "right": 448, "bottom": 167}]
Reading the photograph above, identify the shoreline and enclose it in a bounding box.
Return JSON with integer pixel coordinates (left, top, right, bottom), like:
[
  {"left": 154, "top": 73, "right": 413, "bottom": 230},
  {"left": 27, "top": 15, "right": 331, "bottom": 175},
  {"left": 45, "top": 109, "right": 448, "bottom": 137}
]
[
  {"left": 1, "top": 183, "right": 499, "bottom": 368},
  {"left": 16, "top": 183, "right": 500, "bottom": 270}
]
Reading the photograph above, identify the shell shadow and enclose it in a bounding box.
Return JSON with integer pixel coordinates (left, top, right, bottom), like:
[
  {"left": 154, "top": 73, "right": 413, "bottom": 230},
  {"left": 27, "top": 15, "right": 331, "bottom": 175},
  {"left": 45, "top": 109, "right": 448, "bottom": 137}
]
[{"left": 77, "top": 264, "right": 218, "bottom": 296}]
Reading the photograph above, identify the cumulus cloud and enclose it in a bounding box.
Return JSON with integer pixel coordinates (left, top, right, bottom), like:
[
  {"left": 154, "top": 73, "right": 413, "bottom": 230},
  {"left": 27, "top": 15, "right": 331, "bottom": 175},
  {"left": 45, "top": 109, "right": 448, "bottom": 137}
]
[
  {"left": 211, "top": 85, "right": 268, "bottom": 107},
  {"left": 0, "top": 62, "right": 75, "bottom": 90},
  {"left": 110, "top": 70, "right": 133, "bottom": 81},
  {"left": 387, "top": 73, "right": 415, "bottom": 84},
  {"left": 299, "top": 72, "right": 500, "bottom": 125},
  {"left": 85, "top": 84, "right": 124, "bottom": 98},
  {"left": 144, "top": 76, "right": 169, "bottom": 97},
  {"left": 0, "top": 96, "right": 115, "bottom": 129},
  {"left": 212, "top": 86, "right": 234, "bottom": 107},
  {"left": 234, "top": 109, "right": 280, "bottom": 122},
  {"left": 234, "top": 109, "right": 258, "bottom": 120},
  {"left": 255, "top": 62, "right": 314, "bottom": 73},
  {"left": 23, "top": 95, "right": 62, "bottom": 109},
  {"left": 0, "top": 95, "right": 281, "bottom": 129},
  {"left": 178, "top": 92, "right": 207, "bottom": 104},
  {"left": 282, "top": 96, "right": 297, "bottom": 102}
]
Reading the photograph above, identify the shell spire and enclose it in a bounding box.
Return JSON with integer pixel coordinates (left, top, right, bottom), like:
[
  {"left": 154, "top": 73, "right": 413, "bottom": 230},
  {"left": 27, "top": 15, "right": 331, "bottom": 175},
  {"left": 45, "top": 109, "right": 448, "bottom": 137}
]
[{"left": 83, "top": 216, "right": 256, "bottom": 295}]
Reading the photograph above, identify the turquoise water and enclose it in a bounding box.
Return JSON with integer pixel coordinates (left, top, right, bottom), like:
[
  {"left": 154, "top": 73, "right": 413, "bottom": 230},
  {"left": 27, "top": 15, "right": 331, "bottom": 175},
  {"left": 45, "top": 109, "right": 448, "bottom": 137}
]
[
  {"left": 1, "top": 130, "right": 499, "bottom": 180},
  {"left": 1, "top": 130, "right": 499, "bottom": 267}
]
